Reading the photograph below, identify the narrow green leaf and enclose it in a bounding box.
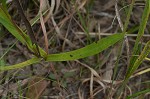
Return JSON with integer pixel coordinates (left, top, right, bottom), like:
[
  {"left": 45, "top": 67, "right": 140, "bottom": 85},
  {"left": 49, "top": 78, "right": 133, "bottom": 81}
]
[
  {"left": 114, "top": 1, "right": 150, "bottom": 97},
  {"left": 125, "top": 41, "right": 150, "bottom": 79},
  {"left": 128, "top": 0, "right": 150, "bottom": 72},
  {"left": 0, "top": 0, "right": 7, "bottom": 12},
  {"left": 0, "top": 33, "right": 124, "bottom": 71},
  {"left": 126, "top": 89, "right": 150, "bottom": 99},
  {"left": 30, "top": 9, "right": 49, "bottom": 26},
  {"left": 0, "top": 5, "right": 30, "bottom": 44},
  {"left": 0, "top": 5, "right": 47, "bottom": 57},
  {"left": 77, "top": 10, "right": 91, "bottom": 42},
  {"left": 46, "top": 33, "right": 124, "bottom": 61},
  {"left": 0, "top": 57, "right": 42, "bottom": 71}
]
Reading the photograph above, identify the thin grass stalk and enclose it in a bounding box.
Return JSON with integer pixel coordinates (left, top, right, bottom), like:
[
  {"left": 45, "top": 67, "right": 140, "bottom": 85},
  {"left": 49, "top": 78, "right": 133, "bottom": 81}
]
[
  {"left": 115, "top": 0, "right": 150, "bottom": 98},
  {"left": 127, "top": 0, "right": 150, "bottom": 74},
  {"left": 111, "top": 0, "right": 135, "bottom": 98}
]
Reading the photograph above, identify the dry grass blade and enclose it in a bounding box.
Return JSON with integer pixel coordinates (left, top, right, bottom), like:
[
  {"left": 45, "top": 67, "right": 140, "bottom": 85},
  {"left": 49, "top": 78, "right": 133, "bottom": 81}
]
[
  {"left": 78, "top": 77, "right": 106, "bottom": 98},
  {"left": 90, "top": 72, "right": 94, "bottom": 99},
  {"left": 54, "top": 0, "right": 60, "bottom": 14},
  {"left": 76, "top": 60, "right": 101, "bottom": 79},
  {"left": 51, "top": 16, "right": 76, "bottom": 48},
  {"left": 77, "top": 0, "right": 87, "bottom": 10},
  {"left": 131, "top": 68, "right": 150, "bottom": 78},
  {"left": 39, "top": 0, "right": 49, "bottom": 54},
  {"left": 115, "top": 0, "right": 124, "bottom": 31},
  {"left": 40, "top": 15, "right": 49, "bottom": 53},
  {"left": 76, "top": 60, "right": 104, "bottom": 98},
  {"left": 76, "top": 32, "right": 150, "bottom": 37}
]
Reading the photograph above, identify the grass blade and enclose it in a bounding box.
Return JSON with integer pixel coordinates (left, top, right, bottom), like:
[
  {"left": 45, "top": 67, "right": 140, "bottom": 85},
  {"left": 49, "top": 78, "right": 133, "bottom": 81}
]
[
  {"left": 0, "top": 57, "right": 42, "bottom": 71},
  {"left": 46, "top": 33, "right": 124, "bottom": 61},
  {"left": 127, "top": 0, "right": 150, "bottom": 73},
  {"left": 125, "top": 41, "right": 150, "bottom": 79},
  {"left": 126, "top": 89, "right": 150, "bottom": 99},
  {"left": 0, "top": 5, "right": 47, "bottom": 57},
  {"left": 0, "top": 5, "right": 31, "bottom": 45},
  {"left": 0, "top": 33, "right": 124, "bottom": 71}
]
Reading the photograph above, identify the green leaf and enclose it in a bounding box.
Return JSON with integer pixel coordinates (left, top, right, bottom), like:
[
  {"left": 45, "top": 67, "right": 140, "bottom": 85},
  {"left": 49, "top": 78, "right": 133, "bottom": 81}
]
[
  {"left": 128, "top": 0, "right": 150, "bottom": 72},
  {"left": 125, "top": 41, "right": 150, "bottom": 79},
  {"left": 0, "top": 5, "right": 30, "bottom": 45},
  {"left": 0, "top": 5, "right": 47, "bottom": 57},
  {"left": 0, "top": 33, "right": 124, "bottom": 71},
  {"left": 0, "top": 0, "right": 8, "bottom": 15},
  {"left": 126, "top": 89, "right": 150, "bottom": 99},
  {"left": 46, "top": 33, "right": 124, "bottom": 61},
  {"left": 0, "top": 57, "right": 42, "bottom": 71}
]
